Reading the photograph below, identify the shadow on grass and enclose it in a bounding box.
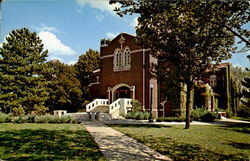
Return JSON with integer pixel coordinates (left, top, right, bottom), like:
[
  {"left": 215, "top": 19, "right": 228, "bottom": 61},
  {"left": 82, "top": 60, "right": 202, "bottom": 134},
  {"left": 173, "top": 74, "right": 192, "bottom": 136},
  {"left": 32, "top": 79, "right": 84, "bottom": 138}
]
[
  {"left": 219, "top": 123, "right": 250, "bottom": 134},
  {"left": 127, "top": 135, "right": 248, "bottom": 161},
  {"left": 0, "top": 129, "right": 105, "bottom": 161},
  {"left": 107, "top": 124, "right": 171, "bottom": 128},
  {"left": 227, "top": 141, "right": 250, "bottom": 150}
]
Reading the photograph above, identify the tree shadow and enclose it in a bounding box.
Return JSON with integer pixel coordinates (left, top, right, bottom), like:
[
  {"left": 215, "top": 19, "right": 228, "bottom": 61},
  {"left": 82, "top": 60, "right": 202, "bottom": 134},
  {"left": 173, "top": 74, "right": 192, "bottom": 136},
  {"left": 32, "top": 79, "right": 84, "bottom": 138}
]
[
  {"left": 218, "top": 123, "right": 250, "bottom": 134},
  {"left": 227, "top": 141, "right": 250, "bottom": 150},
  {"left": 131, "top": 135, "right": 248, "bottom": 161},
  {"left": 0, "top": 129, "right": 105, "bottom": 161},
  {"left": 108, "top": 124, "right": 171, "bottom": 128}
]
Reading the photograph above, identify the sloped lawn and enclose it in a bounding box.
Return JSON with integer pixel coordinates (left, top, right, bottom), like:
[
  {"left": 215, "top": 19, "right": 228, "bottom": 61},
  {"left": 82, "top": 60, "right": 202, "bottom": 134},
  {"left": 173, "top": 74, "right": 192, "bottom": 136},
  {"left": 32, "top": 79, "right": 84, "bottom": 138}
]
[
  {"left": 0, "top": 123, "right": 105, "bottom": 161},
  {"left": 110, "top": 123, "right": 250, "bottom": 160}
]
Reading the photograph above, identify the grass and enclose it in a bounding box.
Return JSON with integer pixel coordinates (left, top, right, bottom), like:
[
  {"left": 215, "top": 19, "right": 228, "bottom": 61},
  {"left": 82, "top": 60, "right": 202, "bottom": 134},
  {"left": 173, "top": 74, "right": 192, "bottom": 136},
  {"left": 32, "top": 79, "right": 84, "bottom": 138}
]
[
  {"left": 0, "top": 123, "right": 105, "bottom": 161},
  {"left": 109, "top": 123, "right": 250, "bottom": 161},
  {"left": 231, "top": 116, "right": 250, "bottom": 122}
]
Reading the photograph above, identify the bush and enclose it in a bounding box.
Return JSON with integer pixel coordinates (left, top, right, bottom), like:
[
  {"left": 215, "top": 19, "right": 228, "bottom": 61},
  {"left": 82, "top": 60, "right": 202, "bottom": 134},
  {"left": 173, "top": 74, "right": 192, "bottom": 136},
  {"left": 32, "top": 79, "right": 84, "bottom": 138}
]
[
  {"left": 237, "top": 105, "right": 250, "bottom": 118},
  {"left": 126, "top": 111, "right": 150, "bottom": 120},
  {"left": 12, "top": 106, "right": 25, "bottom": 116},
  {"left": 0, "top": 112, "right": 10, "bottom": 123},
  {"left": 200, "top": 112, "right": 218, "bottom": 122},
  {"left": 156, "top": 117, "right": 186, "bottom": 122},
  {"left": 131, "top": 100, "right": 142, "bottom": 112},
  {"left": 33, "top": 105, "right": 48, "bottom": 116},
  {"left": 191, "top": 108, "right": 206, "bottom": 121},
  {"left": 226, "top": 109, "right": 233, "bottom": 118}
]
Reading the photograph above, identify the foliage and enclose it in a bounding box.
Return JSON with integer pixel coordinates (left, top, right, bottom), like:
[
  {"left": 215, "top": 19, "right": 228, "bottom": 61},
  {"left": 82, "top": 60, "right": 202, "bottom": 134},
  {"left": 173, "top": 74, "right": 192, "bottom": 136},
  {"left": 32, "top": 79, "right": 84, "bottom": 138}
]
[
  {"left": 0, "top": 28, "right": 48, "bottom": 114},
  {"left": 111, "top": 1, "right": 249, "bottom": 129},
  {"left": 131, "top": 99, "right": 142, "bottom": 112},
  {"left": 126, "top": 111, "right": 150, "bottom": 120},
  {"left": 34, "top": 115, "right": 80, "bottom": 124},
  {"left": 241, "top": 56, "right": 250, "bottom": 107},
  {"left": 200, "top": 112, "right": 219, "bottom": 122},
  {"left": 12, "top": 106, "right": 25, "bottom": 116},
  {"left": 0, "top": 113, "right": 80, "bottom": 124},
  {"left": 156, "top": 117, "right": 186, "bottom": 122},
  {"left": 0, "top": 112, "right": 11, "bottom": 123},
  {"left": 32, "top": 104, "right": 48, "bottom": 116},
  {"left": 75, "top": 49, "right": 100, "bottom": 101},
  {"left": 191, "top": 107, "right": 206, "bottom": 121},
  {"left": 0, "top": 124, "right": 105, "bottom": 160},
  {"left": 111, "top": 123, "right": 250, "bottom": 160},
  {"left": 43, "top": 60, "right": 82, "bottom": 112},
  {"left": 237, "top": 105, "right": 250, "bottom": 118},
  {"left": 225, "top": 109, "right": 233, "bottom": 118}
]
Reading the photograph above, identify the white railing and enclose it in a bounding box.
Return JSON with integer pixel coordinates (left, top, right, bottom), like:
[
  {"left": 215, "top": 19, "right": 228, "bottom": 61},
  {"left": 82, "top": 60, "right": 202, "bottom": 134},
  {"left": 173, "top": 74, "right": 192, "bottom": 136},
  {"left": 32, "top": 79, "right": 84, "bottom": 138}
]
[
  {"left": 86, "top": 99, "right": 109, "bottom": 112},
  {"left": 86, "top": 98, "right": 133, "bottom": 118},
  {"left": 109, "top": 99, "right": 121, "bottom": 117}
]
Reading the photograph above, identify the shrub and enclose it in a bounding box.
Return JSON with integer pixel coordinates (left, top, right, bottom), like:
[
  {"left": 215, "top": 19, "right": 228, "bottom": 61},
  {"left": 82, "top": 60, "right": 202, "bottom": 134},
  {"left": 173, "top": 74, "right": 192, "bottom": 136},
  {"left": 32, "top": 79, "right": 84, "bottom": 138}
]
[
  {"left": 191, "top": 108, "right": 206, "bottom": 121},
  {"left": 156, "top": 117, "right": 164, "bottom": 122},
  {"left": 0, "top": 112, "right": 10, "bottom": 123},
  {"left": 12, "top": 116, "right": 26, "bottom": 123},
  {"left": 136, "top": 112, "right": 145, "bottom": 120},
  {"left": 33, "top": 105, "right": 48, "bottom": 116},
  {"left": 126, "top": 111, "right": 150, "bottom": 120},
  {"left": 237, "top": 105, "right": 250, "bottom": 118},
  {"left": 144, "top": 112, "right": 150, "bottom": 120},
  {"left": 12, "top": 106, "right": 25, "bottom": 116},
  {"left": 131, "top": 100, "right": 142, "bottom": 112},
  {"left": 200, "top": 112, "right": 218, "bottom": 122},
  {"left": 156, "top": 117, "right": 186, "bottom": 122},
  {"left": 225, "top": 109, "right": 233, "bottom": 118}
]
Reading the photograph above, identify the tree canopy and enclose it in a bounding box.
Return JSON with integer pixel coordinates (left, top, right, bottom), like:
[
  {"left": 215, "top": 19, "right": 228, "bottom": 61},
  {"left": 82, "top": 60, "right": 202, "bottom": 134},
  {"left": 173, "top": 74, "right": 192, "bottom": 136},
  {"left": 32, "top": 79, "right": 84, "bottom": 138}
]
[
  {"left": 75, "top": 49, "right": 100, "bottom": 101},
  {"left": 0, "top": 28, "right": 48, "bottom": 114},
  {"left": 43, "top": 60, "right": 83, "bottom": 112},
  {"left": 111, "top": 0, "right": 249, "bottom": 128}
]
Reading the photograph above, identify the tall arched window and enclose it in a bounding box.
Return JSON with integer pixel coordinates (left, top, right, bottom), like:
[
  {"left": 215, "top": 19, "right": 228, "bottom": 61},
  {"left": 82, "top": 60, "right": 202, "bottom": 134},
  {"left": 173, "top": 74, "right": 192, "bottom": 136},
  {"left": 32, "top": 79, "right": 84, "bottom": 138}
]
[
  {"left": 124, "top": 47, "right": 130, "bottom": 66},
  {"left": 113, "top": 47, "right": 131, "bottom": 71}
]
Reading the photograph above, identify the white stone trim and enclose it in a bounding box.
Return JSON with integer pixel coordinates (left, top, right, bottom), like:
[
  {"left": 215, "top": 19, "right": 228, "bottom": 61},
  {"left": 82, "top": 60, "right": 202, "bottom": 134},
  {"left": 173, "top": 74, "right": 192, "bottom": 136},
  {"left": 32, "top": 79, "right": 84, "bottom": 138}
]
[
  {"left": 88, "top": 82, "right": 100, "bottom": 87},
  {"left": 100, "top": 48, "right": 150, "bottom": 59},
  {"left": 100, "top": 54, "right": 113, "bottom": 59}
]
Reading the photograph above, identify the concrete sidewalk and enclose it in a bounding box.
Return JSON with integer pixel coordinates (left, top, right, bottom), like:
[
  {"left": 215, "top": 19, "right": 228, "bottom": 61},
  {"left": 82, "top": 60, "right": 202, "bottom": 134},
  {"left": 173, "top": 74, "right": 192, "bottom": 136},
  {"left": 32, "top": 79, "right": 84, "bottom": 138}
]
[{"left": 82, "top": 121, "right": 171, "bottom": 161}]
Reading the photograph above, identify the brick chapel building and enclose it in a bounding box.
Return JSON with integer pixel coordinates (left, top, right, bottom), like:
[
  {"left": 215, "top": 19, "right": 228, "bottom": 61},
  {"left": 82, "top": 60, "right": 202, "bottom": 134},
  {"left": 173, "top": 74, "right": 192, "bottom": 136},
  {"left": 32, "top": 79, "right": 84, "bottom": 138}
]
[{"left": 88, "top": 33, "right": 237, "bottom": 118}]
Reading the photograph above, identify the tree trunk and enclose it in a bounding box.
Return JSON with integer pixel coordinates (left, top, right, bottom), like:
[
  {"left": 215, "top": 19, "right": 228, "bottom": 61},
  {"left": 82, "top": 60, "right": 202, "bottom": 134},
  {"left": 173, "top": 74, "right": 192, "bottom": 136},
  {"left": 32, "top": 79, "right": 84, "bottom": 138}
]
[{"left": 185, "top": 81, "right": 192, "bottom": 129}]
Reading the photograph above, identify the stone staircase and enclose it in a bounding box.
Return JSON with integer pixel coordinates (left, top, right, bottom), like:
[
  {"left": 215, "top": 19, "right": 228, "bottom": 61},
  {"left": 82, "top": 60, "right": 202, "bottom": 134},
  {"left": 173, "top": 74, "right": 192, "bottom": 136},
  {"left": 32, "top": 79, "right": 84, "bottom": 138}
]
[{"left": 86, "top": 98, "right": 132, "bottom": 118}]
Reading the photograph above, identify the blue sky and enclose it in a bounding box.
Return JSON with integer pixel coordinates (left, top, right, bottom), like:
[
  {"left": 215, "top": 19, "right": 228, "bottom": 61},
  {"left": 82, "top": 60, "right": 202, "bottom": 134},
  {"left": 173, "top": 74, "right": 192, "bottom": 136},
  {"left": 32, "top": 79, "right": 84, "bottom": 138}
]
[{"left": 0, "top": 0, "right": 249, "bottom": 68}]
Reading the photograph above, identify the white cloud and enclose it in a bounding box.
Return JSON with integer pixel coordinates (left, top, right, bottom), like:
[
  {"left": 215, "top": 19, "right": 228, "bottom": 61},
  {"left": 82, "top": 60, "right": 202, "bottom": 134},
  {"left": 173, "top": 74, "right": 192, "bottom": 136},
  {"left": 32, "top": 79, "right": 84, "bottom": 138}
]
[
  {"left": 0, "top": 42, "right": 2, "bottom": 48},
  {"left": 96, "top": 14, "right": 105, "bottom": 22},
  {"left": 67, "top": 60, "right": 77, "bottom": 65},
  {"left": 106, "top": 32, "right": 119, "bottom": 39},
  {"left": 130, "top": 16, "right": 138, "bottom": 28},
  {"left": 35, "top": 23, "right": 57, "bottom": 32},
  {"left": 76, "top": 0, "right": 121, "bottom": 15},
  {"left": 48, "top": 56, "right": 63, "bottom": 62},
  {"left": 38, "top": 31, "right": 76, "bottom": 56}
]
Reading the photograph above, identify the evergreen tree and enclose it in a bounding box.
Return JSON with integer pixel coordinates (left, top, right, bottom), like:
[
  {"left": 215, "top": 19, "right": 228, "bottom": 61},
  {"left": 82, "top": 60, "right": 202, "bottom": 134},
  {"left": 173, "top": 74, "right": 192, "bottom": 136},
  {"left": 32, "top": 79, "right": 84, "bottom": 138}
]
[
  {"left": 0, "top": 28, "right": 48, "bottom": 114},
  {"left": 75, "top": 49, "right": 100, "bottom": 101},
  {"left": 43, "top": 60, "right": 82, "bottom": 112}
]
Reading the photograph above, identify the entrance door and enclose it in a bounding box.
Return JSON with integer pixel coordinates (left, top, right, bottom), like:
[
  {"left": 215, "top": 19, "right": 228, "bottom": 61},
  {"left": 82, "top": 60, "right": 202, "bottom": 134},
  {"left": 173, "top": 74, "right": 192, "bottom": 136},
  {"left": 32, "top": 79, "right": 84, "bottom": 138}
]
[{"left": 114, "top": 86, "right": 131, "bottom": 100}]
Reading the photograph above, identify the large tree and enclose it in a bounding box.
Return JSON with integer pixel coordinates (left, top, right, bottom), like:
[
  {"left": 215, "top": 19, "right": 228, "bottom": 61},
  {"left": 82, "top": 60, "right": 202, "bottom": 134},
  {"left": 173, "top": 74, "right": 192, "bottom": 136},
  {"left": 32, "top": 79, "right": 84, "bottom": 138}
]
[
  {"left": 0, "top": 28, "right": 48, "bottom": 114},
  {"left": 43, "top": 60, "right": 83, "bottom": 112},
  {"left": 75, "top": 49, "right": 100, "bottom": 101},
  {"left": 111, "top": 1, "right": 249, "bottom": 128},
  {"left": 241, "top": 55, "right": 250, "bottom": 107}
]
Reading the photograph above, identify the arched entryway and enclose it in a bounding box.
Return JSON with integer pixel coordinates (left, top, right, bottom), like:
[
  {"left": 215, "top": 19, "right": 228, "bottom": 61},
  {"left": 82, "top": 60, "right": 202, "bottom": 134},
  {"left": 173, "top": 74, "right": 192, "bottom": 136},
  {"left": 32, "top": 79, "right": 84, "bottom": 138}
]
[
  {"left": 107, "top": 83, "right": 135, "bottom": 102},
  {"left": 114, "top": 86, "right": 131, "bottom": 100}
]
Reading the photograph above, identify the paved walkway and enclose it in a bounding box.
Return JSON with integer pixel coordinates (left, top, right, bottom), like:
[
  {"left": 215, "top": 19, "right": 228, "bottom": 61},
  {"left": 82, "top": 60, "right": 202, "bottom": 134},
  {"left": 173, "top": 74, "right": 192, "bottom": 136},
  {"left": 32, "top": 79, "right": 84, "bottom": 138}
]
[{"left": 82, "top": 121, "right": 171, "bottom": 161}]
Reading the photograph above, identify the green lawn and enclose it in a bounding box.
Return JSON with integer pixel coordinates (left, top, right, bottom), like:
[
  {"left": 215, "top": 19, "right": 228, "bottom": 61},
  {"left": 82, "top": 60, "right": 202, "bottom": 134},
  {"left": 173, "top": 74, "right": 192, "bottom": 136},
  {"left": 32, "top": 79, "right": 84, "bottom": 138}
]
[
  {"left": 0, "top": 123, "right": 105, "bottom": 161},
  {"left": 231, "top": 116, "right": 250, "bottom": 122},
  {"left": 110, "top": 123, "right": 250, "bottom": 161}
]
